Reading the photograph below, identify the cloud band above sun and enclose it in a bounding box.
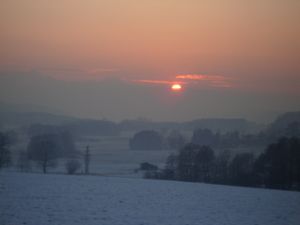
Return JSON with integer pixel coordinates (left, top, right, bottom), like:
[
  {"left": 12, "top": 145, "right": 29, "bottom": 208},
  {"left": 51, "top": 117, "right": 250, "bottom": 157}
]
[
  {"left": 133, "top": 74, "right": 233, "bottom": 89},
  {"left": 132, "top": 79, "right": 185, "bottom": 85}
]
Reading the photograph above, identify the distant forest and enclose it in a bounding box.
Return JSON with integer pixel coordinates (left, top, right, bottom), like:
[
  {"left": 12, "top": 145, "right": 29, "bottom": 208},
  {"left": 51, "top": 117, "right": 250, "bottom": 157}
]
[{"left": 145, "top": 137, "right": 300, "bottom": 191}]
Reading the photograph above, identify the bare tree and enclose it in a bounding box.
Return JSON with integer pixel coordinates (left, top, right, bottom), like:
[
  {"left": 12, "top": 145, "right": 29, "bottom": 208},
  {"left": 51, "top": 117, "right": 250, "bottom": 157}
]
[
  {"left": 16, "top": 150, "right": 31, "bottom": 172},
  {"left": 27, "top": 134, "right": 59, "bottom": 173}
]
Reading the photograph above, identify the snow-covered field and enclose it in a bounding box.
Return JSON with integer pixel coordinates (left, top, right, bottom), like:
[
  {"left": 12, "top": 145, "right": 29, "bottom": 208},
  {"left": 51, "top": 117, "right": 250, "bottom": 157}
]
[{"left": 1, "top": 172, "right": 300, "bottom": 225}]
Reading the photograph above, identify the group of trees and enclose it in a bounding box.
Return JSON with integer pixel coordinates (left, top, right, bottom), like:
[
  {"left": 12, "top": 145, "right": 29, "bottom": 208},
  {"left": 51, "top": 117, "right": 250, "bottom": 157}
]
[
  {"left": 147, "top": 137, "right": 300, "bottom": 191},
  {"left": 191, "top": 128, "right": 268, "bottom": 148},
  {"left": 26, "top": 132, "right": 78, "bottom": 173},
  {"left": 0, "top": 130, "right": 91, "bottom": 175},
  {"left": 129, "top": 130, "right": 186, "bottom": 150},
  {"left": 26, "top": 133, "right": 92, "bottom": 175},
  {"left": 130, "top": 130, "right": 163, "bottom": 150},
  {"left": 255, "top": 137, "right": 300, "bottom": 189},
  {"left": 129, "top": 124, "right": 294, "bottom": 151},
  {"left": 192, "top": 121, "right": 300, "bottom": 149},
  {"left": 24, "top": 133, "right": 91, "bottom": 174}
]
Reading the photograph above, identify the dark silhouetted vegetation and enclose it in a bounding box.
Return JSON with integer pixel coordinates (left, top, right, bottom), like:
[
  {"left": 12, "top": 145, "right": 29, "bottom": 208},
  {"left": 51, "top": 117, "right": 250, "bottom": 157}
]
[
  {"left": 147, "top": 137, "right": 300, "bottom": 191},
  {"left": 191, "top": 128, "right": 269, "bottom": 148},
  {"left": 130, "top": 130, "right": 163, "bottom": 150},
  {"left": 229, "top": 152, "right": 255, "bottom": 186},
  {"left": 140, "top": 162, "right": 158, "bottom": 171},
  {"left": 254, "top": 137, "right": 300, "bottom": 190},
  {"left": 175, "top": 144, "right": 215, "bottom": 182},
  {"left": 27, "top": 134, "right": 59, "bottom": 173},
  {"left": 27, "top": 132, "right": 77, "bottom": 173},
  {"left": 0, "top": 131, "right": 11, "bottom": 169},
  {"left": 65, "top": 159, "right": 81, "bottom": 175},
  {"left": 16, "top": 150, "right": 31, "bottom": 172}
]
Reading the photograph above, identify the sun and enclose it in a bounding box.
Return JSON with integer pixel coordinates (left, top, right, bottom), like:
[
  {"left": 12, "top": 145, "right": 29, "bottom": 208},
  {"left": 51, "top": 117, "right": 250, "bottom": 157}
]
[{"left": 171, "top": 83, "right": 182, "bottom": 91}]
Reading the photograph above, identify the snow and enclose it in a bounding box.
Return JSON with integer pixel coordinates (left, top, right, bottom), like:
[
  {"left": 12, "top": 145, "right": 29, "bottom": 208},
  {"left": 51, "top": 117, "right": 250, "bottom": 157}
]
[{"left": 1, "top": 172, "right": 300, "bottom": 225}]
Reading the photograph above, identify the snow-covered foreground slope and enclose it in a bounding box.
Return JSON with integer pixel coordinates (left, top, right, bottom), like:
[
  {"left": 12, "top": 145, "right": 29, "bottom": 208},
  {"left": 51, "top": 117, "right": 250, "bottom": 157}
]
[{"left": 1, "top": 172, "right": 299, "bottom": 225}]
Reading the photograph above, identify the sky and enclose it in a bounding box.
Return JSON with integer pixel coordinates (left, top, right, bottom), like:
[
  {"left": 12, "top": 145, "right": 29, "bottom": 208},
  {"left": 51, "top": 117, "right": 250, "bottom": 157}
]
[{"left": 0, "top": 0, "right": 299, "bottom": 122}]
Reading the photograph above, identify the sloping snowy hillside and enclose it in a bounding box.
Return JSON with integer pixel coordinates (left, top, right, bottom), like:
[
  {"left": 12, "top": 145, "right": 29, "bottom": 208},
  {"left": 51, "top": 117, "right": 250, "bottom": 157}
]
[{"left": 1, "top": 172, "right": 299, "bottom": 225}]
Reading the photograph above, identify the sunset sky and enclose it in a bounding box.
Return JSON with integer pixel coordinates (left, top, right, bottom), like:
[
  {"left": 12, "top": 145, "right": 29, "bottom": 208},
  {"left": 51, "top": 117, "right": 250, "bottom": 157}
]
[{"left": 0, "top": 0, "right": 299, "bottom": 122}]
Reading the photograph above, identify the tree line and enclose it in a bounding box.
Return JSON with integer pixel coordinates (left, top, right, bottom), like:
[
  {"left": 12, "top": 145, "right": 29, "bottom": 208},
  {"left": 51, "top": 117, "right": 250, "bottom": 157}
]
[
  {"left": 129, "top": 122, "right": 300, "bottom": 151},
  {"left": 146, "top": 137, "right": 300, "bottom": 191}
]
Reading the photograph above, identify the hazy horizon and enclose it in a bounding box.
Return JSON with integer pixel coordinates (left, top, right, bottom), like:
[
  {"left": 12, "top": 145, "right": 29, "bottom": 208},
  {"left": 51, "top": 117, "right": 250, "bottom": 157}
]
[{"left": 1, "top": 71, "right": 299, "bottom": 123}]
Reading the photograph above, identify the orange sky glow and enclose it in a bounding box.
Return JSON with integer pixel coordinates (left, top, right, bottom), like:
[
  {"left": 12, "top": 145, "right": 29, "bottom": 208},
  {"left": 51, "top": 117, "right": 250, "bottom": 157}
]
[
  {"left": 0, "top": 0, "right": 299, "bottom": 121},
  {"left": 1, "top": 1, "right": 299, "bottom": 90}
]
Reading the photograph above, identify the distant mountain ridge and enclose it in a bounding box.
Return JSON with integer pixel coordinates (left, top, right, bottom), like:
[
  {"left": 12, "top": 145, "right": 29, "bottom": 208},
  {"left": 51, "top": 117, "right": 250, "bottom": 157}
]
[
  {"left": 0, "top": 110, "right": 260, "bottom": 133},
  {"left": 0, "top": 102, "right": 63, "bottom": 114},
  {"left": 1, "top": 102, "right": 298, "bottom": 135},
  {"left": 183, "top": 118, "right": 260, "bottom": 133},
  {"left": 0, "top": 111, "right": 78, "bottom": 128},
  {"left": 269, "top": 111, "right": 300, "bottom": 131},
  {"left": 265, "top": 111, "right": 300, "bottom": 138}
]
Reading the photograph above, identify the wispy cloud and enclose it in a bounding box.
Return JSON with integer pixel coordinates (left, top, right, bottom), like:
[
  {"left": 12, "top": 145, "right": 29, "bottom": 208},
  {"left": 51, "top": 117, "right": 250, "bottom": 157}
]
[
  {"left": 40, "top": 67, "right": 119, "bottom": 75},
  {"left": 132, "top": 79, "right": 185, "bottom": 85},
  {"left": 176, "top": 74, "right": 233, "bottom": 88},
  {"left": 0, "top": 65, "right": 120, "bottom": 80},
  {"left": 35, "top": 67, "right": 120, "bottom": 81},
  {"left": 132, "top": 74, "right": 233, "bottom": 88},
  {"left": 175, "top": 74, "right": 224, "bottom": 80}
]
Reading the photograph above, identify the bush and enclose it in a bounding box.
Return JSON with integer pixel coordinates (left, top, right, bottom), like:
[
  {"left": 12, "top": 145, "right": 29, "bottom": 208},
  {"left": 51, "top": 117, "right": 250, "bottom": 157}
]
[
  {"left": 65, "top": 159, "right": 81, "bottom": 175},
  {"left": 140, "top": 162, "right": 158, "bottom": 171}
]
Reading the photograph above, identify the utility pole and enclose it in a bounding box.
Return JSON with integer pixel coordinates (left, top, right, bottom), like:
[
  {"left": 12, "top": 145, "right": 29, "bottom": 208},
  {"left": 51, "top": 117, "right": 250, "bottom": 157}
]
[{"left": 84, "top": 145, "right": 90, "bottom": 174}]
